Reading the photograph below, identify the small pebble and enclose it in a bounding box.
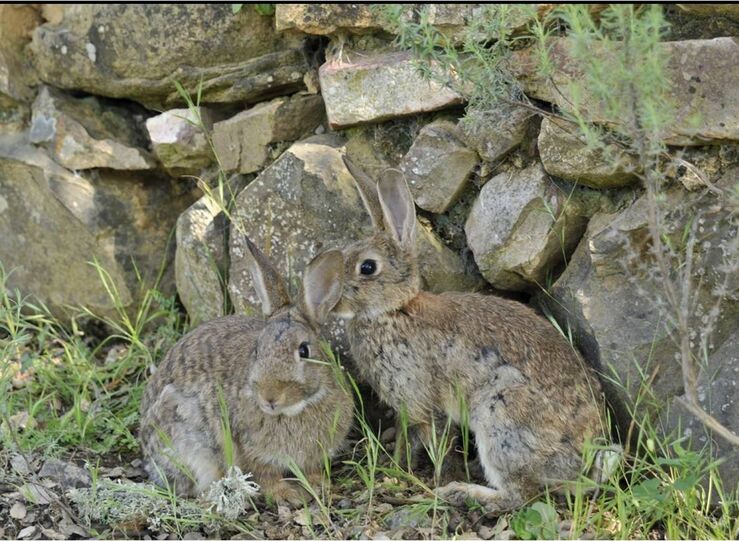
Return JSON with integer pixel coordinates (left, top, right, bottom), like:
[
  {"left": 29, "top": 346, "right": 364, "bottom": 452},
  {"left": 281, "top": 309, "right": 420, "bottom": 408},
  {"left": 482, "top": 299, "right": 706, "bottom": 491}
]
[
  {"left": 11, "top": 454, "right": 32, "bottom": 476},
  {"left": 17, "top": 526, "right": 36, "bottom": 539},
  {"left": 10, "top": 501, "right": 27, "bottom": 520}
]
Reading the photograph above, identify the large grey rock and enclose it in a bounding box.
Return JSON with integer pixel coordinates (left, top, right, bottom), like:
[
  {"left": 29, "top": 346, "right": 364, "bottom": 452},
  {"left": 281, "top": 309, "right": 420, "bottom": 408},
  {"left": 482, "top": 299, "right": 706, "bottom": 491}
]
[
  {"left": 319, "top": 51, "right": 463, "bottom": 128},
  {"left": 540, "top": 172, "right": 738, "bottom": 445},
  {"left": 538, "top": 116, "right": 638, "bottom": 188},
  {"left": 511, "top": 37, "right": 739, "bottom": 145},
  {"left": 175, "top": 196, "right": 229, "bottom": 326},
  {"left": 275, "top": 4, "right": 481, "bottom": 37},
  {"left": 146, "top": 107, "right": 214, "bottom": 176},
  {"left": 175, "top": 175, "right": 249, "bottom": 326},
  {"left": 0, "top": 136, "right": 198, "bottom": 322},
  {"left": 465, "top": 163, "right": 594, "bottom": 291},
  {"left": 400, "top": 120, "right": 478, "bottom": 214},
  {"left": 29, "top": 86, "right": 154, "bottom": 171},
  {"left": 275, "top": 4, "right": 393, "bottom": 35},
  {"left": 212, "top": 94, "right": 325, "bottom": 175},
  {"left": 665, "top": 329, "right": 739, "bottom": 493},
  {"left": 227, "top": 136, "right": 480, "bottom": 349},
  {"left": 459, "top": 103, "right": 535, "bottom": 163},
  {"left": 228, "top": 136, "right": 372, "bottom": 353},
  {"left": 0, "top": 5, "right": 42, "bottom": 131},
  {"left": 29, "top": 5, "right": 309, "bottom": 109}
]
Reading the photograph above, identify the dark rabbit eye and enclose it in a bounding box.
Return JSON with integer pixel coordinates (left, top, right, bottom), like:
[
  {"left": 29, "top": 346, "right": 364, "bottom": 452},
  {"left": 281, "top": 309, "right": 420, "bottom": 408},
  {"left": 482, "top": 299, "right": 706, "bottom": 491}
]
[
  {"left": 298, "top": 342, "right": 311, "bottom": 359},
  {"left": 360, "top": 259, "right": 377, "bottom": 276}
]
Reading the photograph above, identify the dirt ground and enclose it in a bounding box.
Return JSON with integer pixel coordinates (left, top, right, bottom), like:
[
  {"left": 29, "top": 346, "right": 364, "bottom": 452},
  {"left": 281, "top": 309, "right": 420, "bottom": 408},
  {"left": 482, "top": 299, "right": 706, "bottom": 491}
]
[{"left": 0, "top": 440, "right": 529, "bottom": 540}]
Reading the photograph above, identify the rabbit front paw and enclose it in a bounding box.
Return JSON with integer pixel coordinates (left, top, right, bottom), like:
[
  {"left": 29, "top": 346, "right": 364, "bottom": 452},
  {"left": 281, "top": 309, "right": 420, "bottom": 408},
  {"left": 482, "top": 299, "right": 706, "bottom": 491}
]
[
  {"left": 266, "top": 480, "right": 311, "bottom": 508},
  {"left": 435, "top": 481, "right": 522, "bottom": 514}
]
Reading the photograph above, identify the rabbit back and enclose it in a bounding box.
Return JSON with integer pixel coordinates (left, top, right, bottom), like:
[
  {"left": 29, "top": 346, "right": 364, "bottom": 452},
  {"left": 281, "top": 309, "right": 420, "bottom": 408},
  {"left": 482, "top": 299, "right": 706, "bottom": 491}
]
[{"left": 347, "top": 289, "right": 606, "bottom": 502}]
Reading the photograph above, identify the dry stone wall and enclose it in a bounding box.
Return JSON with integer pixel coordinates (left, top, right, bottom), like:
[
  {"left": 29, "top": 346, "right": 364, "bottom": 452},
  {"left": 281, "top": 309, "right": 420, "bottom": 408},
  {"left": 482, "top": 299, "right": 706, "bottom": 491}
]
[{"left": 1, "top": 4, "right": 737, "bottom": 478}]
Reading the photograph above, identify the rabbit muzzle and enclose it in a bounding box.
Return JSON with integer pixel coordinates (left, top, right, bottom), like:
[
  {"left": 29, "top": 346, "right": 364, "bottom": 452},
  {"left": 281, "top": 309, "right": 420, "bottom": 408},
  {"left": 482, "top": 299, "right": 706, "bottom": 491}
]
[{"left": 255, "top": 380, "right": 323, "bottom": 417}]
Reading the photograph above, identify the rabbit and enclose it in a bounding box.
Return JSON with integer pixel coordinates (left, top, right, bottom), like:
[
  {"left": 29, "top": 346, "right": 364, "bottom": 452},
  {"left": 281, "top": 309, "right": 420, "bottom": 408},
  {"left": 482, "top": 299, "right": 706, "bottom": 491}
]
[
  {"left": 332, "top": 156, "right": 620, "bottom": 512},
  {"left": 139, "top": 237, "right": 354, "bottom": 506}
]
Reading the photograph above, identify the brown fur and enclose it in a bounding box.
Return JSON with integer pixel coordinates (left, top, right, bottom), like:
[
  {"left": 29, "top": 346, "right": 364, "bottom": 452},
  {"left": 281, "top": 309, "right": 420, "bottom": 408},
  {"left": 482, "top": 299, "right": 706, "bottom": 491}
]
[
  {"left": 139, "top": 247, "right": 353, "bottom": 506},
  {"left": 336, "top": 157, "right": 617, "bottom": 511}
]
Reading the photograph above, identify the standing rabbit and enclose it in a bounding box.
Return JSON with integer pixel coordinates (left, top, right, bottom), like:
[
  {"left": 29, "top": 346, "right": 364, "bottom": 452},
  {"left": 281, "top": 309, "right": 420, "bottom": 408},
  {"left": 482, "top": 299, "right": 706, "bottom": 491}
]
[
  {"left": 334, "top": 157, "right": 619, "bottom": 512},
  {"left": 139, "top": 238, "right": 354, "bottom": 506}
]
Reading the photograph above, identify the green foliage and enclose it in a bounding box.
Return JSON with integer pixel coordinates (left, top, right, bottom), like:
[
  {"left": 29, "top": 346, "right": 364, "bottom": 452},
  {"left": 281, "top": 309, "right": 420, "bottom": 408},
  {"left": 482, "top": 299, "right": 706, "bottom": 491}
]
[
  {"left": 511, "top": 501, "right": 559, "bottom": 540},
  {"left": 553, "top": 4, "right": 673, "bottom": 171},
  {"left": 172, "top": 80, "right": 244, "bottom": 316},
  {"left": 253, "top": 4, "right": 275, "bottom": 17},
  {"left": 0, "top": 261, "right": 182, "bottom": 456},
  {"left": 216, "top": 384, "right": 235, "bottom": 468},
  {"left": 382, "top": 4, "right": 674, "bottom": 169},
  {"left": 383, "top": 4, "right": 533, "bottom": 117}
]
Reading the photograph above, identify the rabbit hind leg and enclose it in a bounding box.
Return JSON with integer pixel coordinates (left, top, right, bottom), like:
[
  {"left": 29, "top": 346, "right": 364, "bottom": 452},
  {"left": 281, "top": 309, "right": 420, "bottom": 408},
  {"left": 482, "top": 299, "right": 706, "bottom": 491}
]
[
  {"left": 435, "top": 423, "right": 527, "bottom": 513},
  {"left": 143, "top": 385, "right": 224, "bottom": 496},
  {"left": 145, "top": 443, "right": 223, "bottom": 496}
]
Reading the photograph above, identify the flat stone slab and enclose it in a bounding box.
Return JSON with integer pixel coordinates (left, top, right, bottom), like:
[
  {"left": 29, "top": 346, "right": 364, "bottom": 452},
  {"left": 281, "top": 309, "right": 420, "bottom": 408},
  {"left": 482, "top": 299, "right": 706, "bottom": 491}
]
[
  {"left": 30, "top": 85, "right": 154, "bottom": 170},
  {"left": 538, "top": 116, "right": 638, "bottom": 188},
  {"left": 511, "top": 37, "right": 739, "bottom": 145},
  {"left": 29, "top": 5, "right": 308, "bottom": 109},
  {"left": 319, "top": 51, "right": 463, "bottom": 128},
  {"left": 212, "top": 94, "right": 324, "bottom": 174}
]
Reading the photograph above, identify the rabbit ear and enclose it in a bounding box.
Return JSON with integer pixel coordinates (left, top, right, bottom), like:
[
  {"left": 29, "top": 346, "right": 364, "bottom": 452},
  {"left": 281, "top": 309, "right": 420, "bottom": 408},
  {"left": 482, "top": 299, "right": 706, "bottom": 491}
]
[
  {"left": 301, "top": 249, "right": 344, "bottom": 325},
  {"left": 342, "top": 155, "right": 384, "bottom": 230},
  {"left": 243, "top": 236, "right": 290, "bottom": 317},
  {"left": 377, "top": 169, "right": 417, "bottom": 250}
]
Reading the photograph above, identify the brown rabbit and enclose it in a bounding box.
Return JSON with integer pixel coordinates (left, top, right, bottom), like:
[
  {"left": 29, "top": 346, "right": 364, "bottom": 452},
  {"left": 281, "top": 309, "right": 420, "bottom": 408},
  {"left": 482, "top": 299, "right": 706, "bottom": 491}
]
[
  {"left": 333, "top": 157, "right": 619, "bottom": 512},
  {"left": 139, "top": 238, "right": 354, "bottom": 506}
]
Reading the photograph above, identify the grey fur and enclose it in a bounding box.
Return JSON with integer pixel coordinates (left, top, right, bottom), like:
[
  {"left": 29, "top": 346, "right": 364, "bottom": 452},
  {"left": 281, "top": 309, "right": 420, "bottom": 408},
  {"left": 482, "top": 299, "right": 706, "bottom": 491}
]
[{"left": 139, "top": 244, "right": 353, "bottom": 506}]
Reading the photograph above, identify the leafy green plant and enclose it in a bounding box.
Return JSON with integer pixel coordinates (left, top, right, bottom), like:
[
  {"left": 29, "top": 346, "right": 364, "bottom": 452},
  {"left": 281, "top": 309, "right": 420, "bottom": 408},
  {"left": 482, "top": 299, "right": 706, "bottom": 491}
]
[
  {"left": 253, "top": 4, "right": 275, "bottom": 17},
  {"left": 511, "top": 501, "right": 559, "bottom": 540},
  {"left": 0, "top": 256, "right": 182, "bottom": 456}
]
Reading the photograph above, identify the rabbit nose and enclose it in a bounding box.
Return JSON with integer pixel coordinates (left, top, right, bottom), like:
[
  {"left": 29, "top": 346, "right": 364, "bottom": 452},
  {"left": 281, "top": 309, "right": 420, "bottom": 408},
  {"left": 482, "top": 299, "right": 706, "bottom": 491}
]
[{"left": 259, "top": 389, "right": 280, "bottom": 411}]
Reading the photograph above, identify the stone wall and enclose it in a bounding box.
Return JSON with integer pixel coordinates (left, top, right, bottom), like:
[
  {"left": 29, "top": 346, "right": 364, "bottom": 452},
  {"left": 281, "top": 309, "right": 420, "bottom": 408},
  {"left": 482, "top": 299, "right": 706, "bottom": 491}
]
[{"left": 1, "top": 4, "right": 737, "bottom": 483}]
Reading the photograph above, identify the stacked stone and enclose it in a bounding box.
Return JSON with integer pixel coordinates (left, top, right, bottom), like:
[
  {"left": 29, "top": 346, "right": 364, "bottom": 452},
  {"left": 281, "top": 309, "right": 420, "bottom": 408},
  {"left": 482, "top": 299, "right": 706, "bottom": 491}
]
[{"left": 1, "top": 3, "right": 737, "bottom": 486}]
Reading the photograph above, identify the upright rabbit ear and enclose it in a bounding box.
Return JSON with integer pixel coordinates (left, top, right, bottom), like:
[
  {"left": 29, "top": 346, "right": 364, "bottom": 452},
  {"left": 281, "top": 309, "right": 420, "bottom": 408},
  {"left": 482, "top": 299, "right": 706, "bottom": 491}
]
[
  {"left": 377, "top": 169, "right": 416, "bottom": 250},
  {"left": 342, "top": 155, "right": 384, "bottom": 230},
  {"left": 301, "top": 249, "right": 344, "bottom": 326},
  {"left": 243, "top": 236, "right": 290, "bottom": 317}
]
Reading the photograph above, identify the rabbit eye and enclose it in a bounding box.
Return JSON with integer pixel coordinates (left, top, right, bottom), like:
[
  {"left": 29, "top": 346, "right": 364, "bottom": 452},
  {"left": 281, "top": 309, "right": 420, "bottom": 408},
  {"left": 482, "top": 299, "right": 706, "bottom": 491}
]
[
  {"left": 360, "top": 259, "right": 377, "bottom": 276},
  {"left": 298, "top": 342, "right": 311, "bottom": 359}
]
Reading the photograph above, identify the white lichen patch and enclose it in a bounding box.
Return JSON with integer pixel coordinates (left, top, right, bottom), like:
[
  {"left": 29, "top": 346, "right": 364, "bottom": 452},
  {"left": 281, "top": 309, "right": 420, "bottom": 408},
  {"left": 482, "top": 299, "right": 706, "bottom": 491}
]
[
  {"left": 69, "top": 479, "right": 217, "bottom": 533},
  {"left": 85, "top": 43, "right": 97, "bottom": 63},
  {"left": 202, "top": 466, "right": 260, "bottom": 520}
]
